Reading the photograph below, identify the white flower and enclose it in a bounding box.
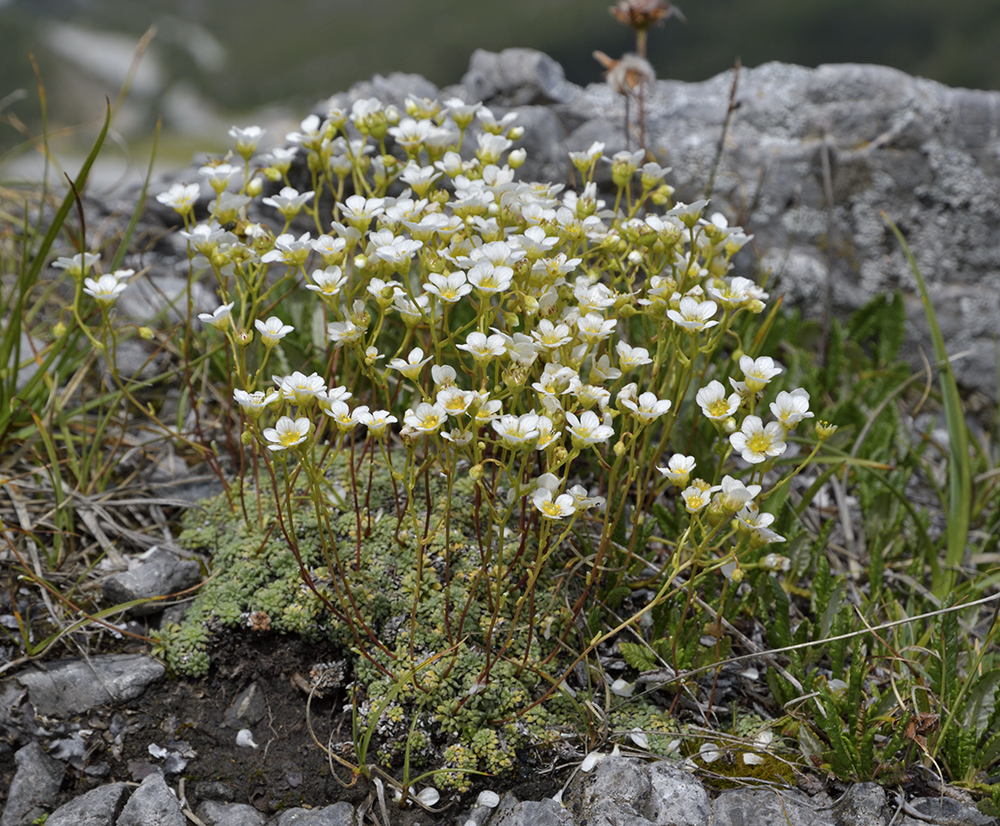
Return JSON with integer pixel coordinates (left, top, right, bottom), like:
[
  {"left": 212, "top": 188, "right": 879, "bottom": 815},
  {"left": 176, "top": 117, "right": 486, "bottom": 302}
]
[
  {"left": 680, "top": 485, "right": 711, "bottom": 514},
  {"left": 52, "top": 251, "right": 100, "bottom": 278},
  {"left": 476, "top": 132, "right": 512, "bottom": 164},
  {"left": 355, "top": 408, "right": 397, "bottom": 438},
  {"left": 274, "top": 371, "right": 328, "bottom": 406},
  {"left": 388, "top": 347, "right": 432, "bottom": 380},
  {"left": 567, "top": 484, "right": 605, "bottom": 512},
  {"left": 657, "top": 454, "right": 695, "bottom": 487},
  {"left": 199, "top": 162, "right": 240, "bottom": 192},
  {"left": 715, "top": 475, "right": 762, "bottom": 512},
  {"left": 532, "top": 363, "right": 577, "bottom": 398},
  {"left": 254, "top": 317, "right": 294, "bottom": 347},
  {"left": 467, "top": 262, "right": 513, "bottom": 296},
  {"left": 229, "top": 125, "right": 264, "bottom": 156},
  {"left": 574, "top": 280, "right": 616, "bottom": 315},
  {"left": 404, "top": 403, "right": 447, "bottom": 434},
  {"left": 590, "top": 354, "right": 622, "bottom": 384},
  {"left": 422, "top": 271, "right": 471, "bottom": 303},
  {"left": 456, "top": 331, "right": 507, "bottom": 362},
  {"left": 374, "top": 237, "right": 423, "bottom": 269},
  {"left": 739, "top": 355, "right": 782, "bottom": 392},
  {"left": 491, "top": 412, "right": 540, "bottom": 449},
  {"left": 233, "top": 389, "right": 279, "bottom": 416},
  {"left": 432, "top": 365, "right": 457, "bottom": 389},
  {"left": 619, "top": 391, "right": 671, "bottom": 424},
  {"left": 615, "top": 341, "right": 652, "bottom": 371},
  {"left": 436, "top": 386, "right": 477, "bottom": 416},
  {"left": 576, "top": 312, "right": 617, "bottom": 345},
  {"left": 707, "top": 276, "right": 759, "bottom": 309},
  {"left": 769, "top": 388, "right": 814, "bottom": 429},
  {"left": 564, "top": 410, "right": 614, "bottom": 446},
  {"left": 339, "top": 194, "right": 386, "bottom": 227},
  {"left": 737, "top": 504, "right": 786, "bottom": 546},
  {"left": 312, "top": 235, "right": 348, "bottom": 263},
  {"left": 83, "top": 273, "right": 129, "bottom": 306},
  {"left": 323, "top": 400, "right": 360, "bottom": 432},
  {"left": 366, "top": 277, "right": 404, "bottom": 308},
  {"left": 729, "top": 416, "right": 787, "bottom": 464},
  {"left": 327, "top": 319, "right": 363, "bottom": 347},
  {"left": 572, "top": 384, "right": 612, "bottom": 410},
  {"left": 667, "top": 297, "right": 719, "bottom": 332},
  {"left": 533, "top": 487, "right": 576, "bottom": 520},
  {"left": 198, "top": 302, "right": 235, "bottom": 329},
  {"left": 531, "top": 319, "right": 573, "bottom": 350},
  {"left": 473, "top": 396, "right": 503, "bottom": 426},
  {"left": 535, "top": 416, "right": 560, "bottom": 450},
  {"left": 155, "top": 182, "right": 200, "bottom": 215},
  {"left": 305, "top": 266, "right": 347, "bottom": 298},
  {"left": 696, "top": 380, "right": 741, "bottom": 421},
  {"left": 261, "top": 232, "right": 313, "bottom": 266},
  {"left": 262, "top": 186, "right": 313, "bottom": 219},
  {"left": 262, "top": 416, "right": 311, "bottom": 451}
]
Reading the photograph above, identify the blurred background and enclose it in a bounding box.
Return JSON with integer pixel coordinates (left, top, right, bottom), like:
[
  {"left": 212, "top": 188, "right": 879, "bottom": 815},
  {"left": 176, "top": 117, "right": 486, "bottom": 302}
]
[{"left": 2, "top": 0, "right": 999, "bottom": 182}]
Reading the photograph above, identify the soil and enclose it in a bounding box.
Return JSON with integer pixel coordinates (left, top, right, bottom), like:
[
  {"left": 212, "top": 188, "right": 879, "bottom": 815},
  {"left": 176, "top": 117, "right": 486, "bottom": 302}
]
[{"left": 1, "top": 630, "right": 575, "bottom": 823}]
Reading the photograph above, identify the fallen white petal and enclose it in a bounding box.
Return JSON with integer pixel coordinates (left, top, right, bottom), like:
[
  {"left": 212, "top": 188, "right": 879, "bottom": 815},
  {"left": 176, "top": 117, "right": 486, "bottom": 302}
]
[
  {"left": 416, "top": 787, "right": 440, "bottom": 806},
  {"left": 580, "top": 752, "right": 604, "bottom": 772},
  {"left": 476, "top": 790, "right": 500, "bottom": 808},
  {"left": 147, "top": 743, "right": 168, "bottom": 759},
  {"left": 629, "top": 728, "right": 649, "bottom": 749},
  {"left": 699, "top": 742, "right": 722, "bottom": 763},
  {"left": 610, "top": 678, "right": 635, "bottom": 697},
  {"left": 743, "top": 752, "right": 764, "bottom": 765},
  {"left": 236, "top": 729, "right": 258, "bottom": 749}
]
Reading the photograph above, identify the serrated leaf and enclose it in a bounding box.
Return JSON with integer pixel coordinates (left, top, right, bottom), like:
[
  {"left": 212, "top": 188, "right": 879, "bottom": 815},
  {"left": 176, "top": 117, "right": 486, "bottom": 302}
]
[{"left": 619, "top": 642, "right": 656, "bottom": 672}]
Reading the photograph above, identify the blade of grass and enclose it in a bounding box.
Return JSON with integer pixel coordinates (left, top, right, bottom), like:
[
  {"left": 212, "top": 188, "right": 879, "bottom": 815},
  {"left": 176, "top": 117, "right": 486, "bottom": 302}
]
[{"left": 883, "top": 215, "right": 971, "bottom": 598}]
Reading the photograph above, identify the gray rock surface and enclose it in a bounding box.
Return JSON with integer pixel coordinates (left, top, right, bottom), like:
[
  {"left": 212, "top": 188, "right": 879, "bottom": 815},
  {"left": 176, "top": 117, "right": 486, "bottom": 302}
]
[
  {"left": 1, "top": 742, "right": 65, "bottom": 826},
  {"left": 45, "top": 782, "right": 129, "bottom": 826},
  {"left": 490, "top": 795, "right": 572, "bottom": 826},
  {"left": 712, "top": 787, "right": 836, "bottom": 826},
  {"left": 223, "top": 681, "right": 268, "bottom": 729},
  {"left": 116, "top": 771, "right": 186, "bottom": 826},
  {"left": 272, "top": 803, "right": 357, "bottom": 826},
  {"left": 830, "top": 783, "right": 890, "bottom": 826},
  {"left": 101, "top": 548, "right": 202, "bottom": 616},
  {"left": 11, "top": 653, "right": 164, "bottom": 716},
  {"left": 905, "top": 795, "right": 997, "bottom": 826},
  {"left": 196, "top": 800, "right": 268, "bottom": 826},
  {"left": 644, "top": 760, "right": 712, "bottom": 825}
]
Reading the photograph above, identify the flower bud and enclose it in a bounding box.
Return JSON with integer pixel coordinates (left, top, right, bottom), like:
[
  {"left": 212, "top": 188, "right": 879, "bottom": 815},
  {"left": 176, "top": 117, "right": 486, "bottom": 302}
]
[
  {"left": 246, "top": 177, "right": 263, "bottom": 197},
  {"left": 138, "top": 326, "right": 154, "bottom": 340},
  {"left": 241, "top": 430, "right": 254, "bottom": 445},
  {"left": 508, "top": 148, "right": 527, "bottom": 169},
  {"left": 816, "top": 420, "right": 838, "bottom": 441},
  {"left": 507, "top": 126, "right": 525, "bottom": 141},
  {"left": 613, "top": 440, "right": 627, "bottom": 457},
  {"left": 469, "top": 463, "right": 484, "bottom": 481}
]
